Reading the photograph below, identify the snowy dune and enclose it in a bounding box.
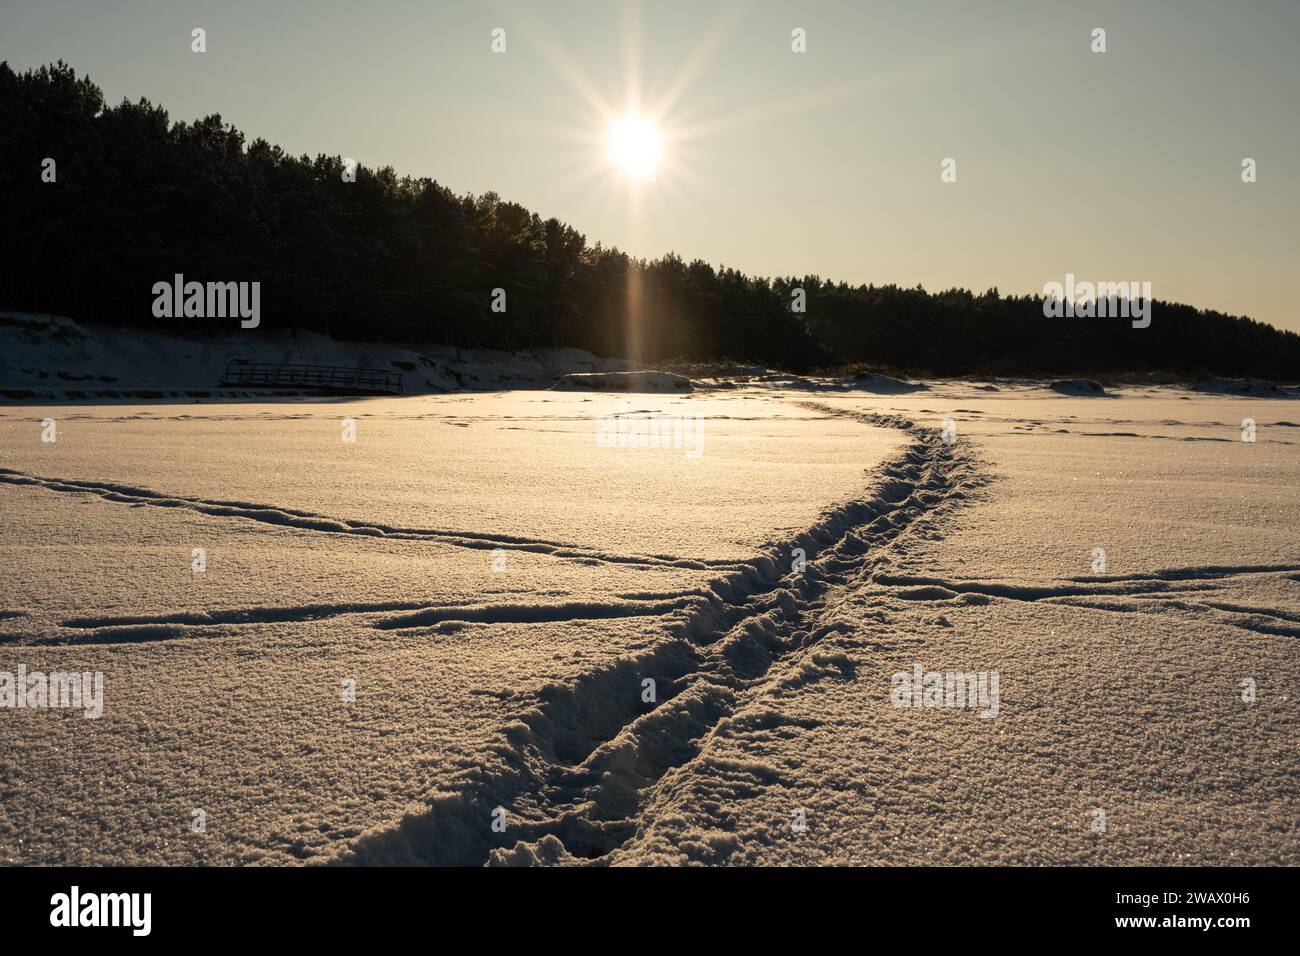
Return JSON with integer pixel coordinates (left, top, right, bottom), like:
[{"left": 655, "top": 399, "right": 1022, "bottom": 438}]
[
  {"left": 0, "top": 383, "right": 1296, "bottom": 865},
  {"left": 0, "top": 311, "right": 630, "bottom": 398}
]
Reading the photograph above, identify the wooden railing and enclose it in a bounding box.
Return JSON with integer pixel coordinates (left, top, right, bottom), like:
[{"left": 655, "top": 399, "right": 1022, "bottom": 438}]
[{"left": 219, "top": 362, "right": 404, "bottom": 394}]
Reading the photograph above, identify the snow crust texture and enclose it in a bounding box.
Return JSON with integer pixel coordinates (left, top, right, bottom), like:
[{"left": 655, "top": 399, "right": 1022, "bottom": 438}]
[{"left": 1, "top": 371, "right": 1296, "bottom": 866}]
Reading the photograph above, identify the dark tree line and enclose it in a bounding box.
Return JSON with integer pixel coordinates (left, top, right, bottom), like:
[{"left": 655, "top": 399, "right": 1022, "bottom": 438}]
[{"left": 2, "top": 61, "right": 1297, "bottom": 379}]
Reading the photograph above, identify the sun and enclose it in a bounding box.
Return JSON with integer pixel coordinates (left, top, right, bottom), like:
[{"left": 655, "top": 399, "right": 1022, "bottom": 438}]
[{"left": 606, "top": 113, "right": 661, "bottom": 182}]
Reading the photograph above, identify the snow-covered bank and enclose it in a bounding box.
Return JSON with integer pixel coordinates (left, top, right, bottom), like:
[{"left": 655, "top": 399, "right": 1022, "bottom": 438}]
[
  {"left": 0, "top": 312, "right": 630, "bottom": 399},
  {"left": 5, "top": 313, "right": 1298, "bottom": 402}
]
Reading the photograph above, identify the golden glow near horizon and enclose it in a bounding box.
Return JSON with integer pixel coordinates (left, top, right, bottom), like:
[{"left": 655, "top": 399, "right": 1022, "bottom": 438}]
[{"left": 606, "top": 113, "right": 662, "bottom": 182}]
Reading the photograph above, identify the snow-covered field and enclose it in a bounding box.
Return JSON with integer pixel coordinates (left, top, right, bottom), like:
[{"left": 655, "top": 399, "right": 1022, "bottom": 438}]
[{"left": 1, "top": 380, "right": 1297, "bottom": 865}]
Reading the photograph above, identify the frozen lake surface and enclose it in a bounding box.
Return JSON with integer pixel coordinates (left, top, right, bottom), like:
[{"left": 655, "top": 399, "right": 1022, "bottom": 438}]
[{"left": 1, "top": 383, "right": 1296, "bottom": 864}]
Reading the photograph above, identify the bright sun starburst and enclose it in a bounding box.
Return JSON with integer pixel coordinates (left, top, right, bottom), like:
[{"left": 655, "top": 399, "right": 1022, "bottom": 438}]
[{"left": 606, "top": 113, "right": 661, "bottom": 183}]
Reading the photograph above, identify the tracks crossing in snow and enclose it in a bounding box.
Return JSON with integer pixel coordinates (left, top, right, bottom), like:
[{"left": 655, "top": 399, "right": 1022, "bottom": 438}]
[
  {"left": 7, "top": 402, "right": 1290, "bottom": 863},
  {"left": 337, "top": 403, "right": 991, "bottom": 865}
]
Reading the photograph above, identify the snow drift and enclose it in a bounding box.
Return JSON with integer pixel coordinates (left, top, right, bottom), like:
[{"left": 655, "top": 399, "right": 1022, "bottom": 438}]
[
  {"left": 1192, "top": 377, "right": 1299, "bottom": 397},
  {"left": 553, "top": 371, "right": 694, "bottom": 392}
]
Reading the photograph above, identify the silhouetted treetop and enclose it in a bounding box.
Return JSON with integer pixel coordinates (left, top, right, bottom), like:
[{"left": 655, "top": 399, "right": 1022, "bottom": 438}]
[{"left": 2, "top": 61, "right": 1296, "bottom": 379}]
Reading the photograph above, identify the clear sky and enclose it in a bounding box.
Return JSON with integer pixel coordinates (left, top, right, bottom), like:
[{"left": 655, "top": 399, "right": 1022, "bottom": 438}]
[{"left": 3, "top": 0, "right": 1297, "bottom": 331}]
